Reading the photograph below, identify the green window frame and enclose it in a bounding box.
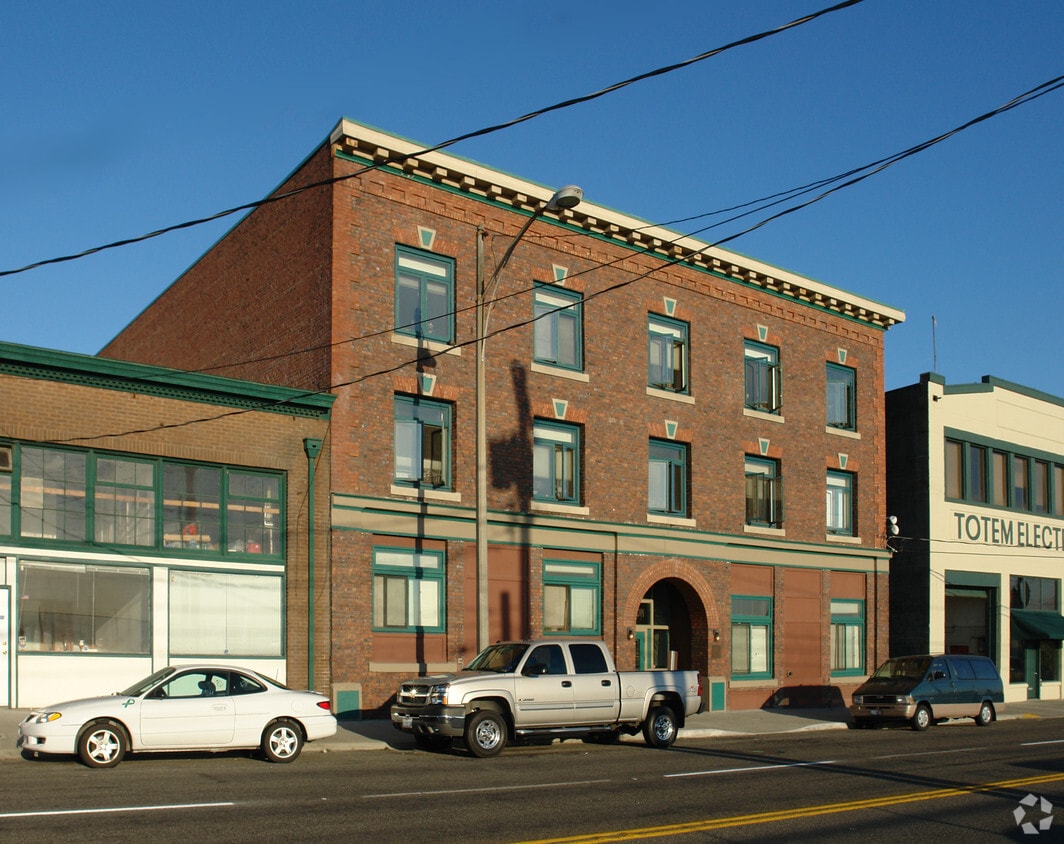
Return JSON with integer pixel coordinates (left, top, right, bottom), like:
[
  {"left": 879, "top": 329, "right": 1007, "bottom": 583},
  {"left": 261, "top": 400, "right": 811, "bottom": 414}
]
[
  {"left": 830, "top": 599, "right": 865, "bottom": 676},
  {"left": 0, "top": 444, "right": 12, "bottom": 537},
  {"left": 372, "top": 547, "right": 446, "bottom": 633},
  {"left": 393, "top": 395, "right": 452, "bottom": 489},
  {"left": 95, "top": 456, "right": 156, "bottom": 547},
  {"left": 533, "top": 284, "right": 583, "bottom": 370},
  {"left": 543, "top": 560, "right": 601, "bottom": 635},
  {"left": 533, "top": 420, "right": 580, "bottom": 504},
  {"left": 649, "top": 439, "right": 687, "bottom": 516},
  {"left": 946, "top": 432, "right": 1064, "bottom": 516},
  {"left": 744, "top": 341, "right": 781, "bottom": 413},
  {"left": 826, "top": 363, "right": 856, "bottom": 430},
  {"left": 731, "top": 595, "right": 772, "bottom": 679},
  {"left": 170, "top": 569, "right": 284, "bottom": 657},
  {"left": 826, "top": 470, "right": 853, "bottom": 536},
  {"left": 745, "top": 456, "right": 783, "bottom": 528},
  {"left": 395, "top": 246, "right": 455, "bottom": 343},
  {"left": 648, "top": 314, "right": 689, "bottom": 394}
]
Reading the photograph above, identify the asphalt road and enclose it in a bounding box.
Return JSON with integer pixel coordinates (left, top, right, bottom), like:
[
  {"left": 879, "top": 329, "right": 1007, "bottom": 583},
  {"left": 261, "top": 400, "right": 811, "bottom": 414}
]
[{"left": 2, "top": 718, "right": 1062, "bottom": 842}]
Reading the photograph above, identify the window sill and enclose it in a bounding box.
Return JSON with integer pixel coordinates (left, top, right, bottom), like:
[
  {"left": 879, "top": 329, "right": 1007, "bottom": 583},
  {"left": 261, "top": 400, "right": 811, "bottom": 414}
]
[
  {"left": 826, "top": 533, "right": 862, "bottom": 544},
  {"left": 744, "top": 524, "right": 785, "bottom": 537},
  {"left": 370, "top": 661, "right": 456, "bottom": 673},
  {"left": 648, "top": 513, "right": 696, "bottom": 528},
  {"left": 531, "top": 361, "right": 589, "bottom": 382},
  {"left": 531, "top": 500, "right": 590, "bottom": 516},
  {"left": 728, "top": 678, "right": 777, "bottom": 689},
  {"left": 391, "top": 332, "right": 462, "bottom": 356},
  {"left": 646, "top": 386, "right": 694, "bottom": 404},
  {"left": 743, "top": 407, "right": 785, "bottom": 424},
  {"left": 391, "top": 484, "right": 462, "bottom": 503},
  {"left": 826, "top": 425, "right": 860, "bottom": 439}
]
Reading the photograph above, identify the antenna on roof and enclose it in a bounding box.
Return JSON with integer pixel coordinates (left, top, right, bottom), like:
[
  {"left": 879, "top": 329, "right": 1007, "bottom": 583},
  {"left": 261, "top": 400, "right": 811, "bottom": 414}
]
[{"left": 931, "top": 314, "right": 938, "bottom": 373}]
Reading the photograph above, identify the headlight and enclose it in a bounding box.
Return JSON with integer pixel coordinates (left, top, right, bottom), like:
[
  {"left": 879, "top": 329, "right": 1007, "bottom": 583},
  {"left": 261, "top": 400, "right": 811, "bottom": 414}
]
[
  {"left": 852, "top": 695, "right": 863, "bottom": 705},
  {"left": 33, "top": 712, "right": 62, "bottom": 724},
  {"left": 428, "top": 684, "right": 449, "bottom": 705}
]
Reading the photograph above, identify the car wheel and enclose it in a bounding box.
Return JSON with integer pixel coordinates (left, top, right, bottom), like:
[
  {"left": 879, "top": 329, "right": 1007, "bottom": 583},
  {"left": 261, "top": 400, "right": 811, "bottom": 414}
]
[
  {"left": 414, "top": 732, "right": 452, "bottom": 752},
  {"left": 643, "top": 705, "right": 678, "bottom": 749},
  {"left": 911, "top": 703, "right": 932, "bottom": 732},
  {"left": 974, "top": 700, "right": 995, "bottom": 727},
  {"left": 78, "top": 720, "right": 128, "bottom": 768},
  {"left": 465, "top": 709, "right": 507, "bottom": 758},
  {"left": 262, "top": 719, "right": 304, "bottom": 763}
]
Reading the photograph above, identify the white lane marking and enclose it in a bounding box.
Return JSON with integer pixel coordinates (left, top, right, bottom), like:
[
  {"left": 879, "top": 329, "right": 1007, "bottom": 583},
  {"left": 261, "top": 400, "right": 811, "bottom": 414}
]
[
  {"left": 1022, "top": 738, "right": 1064, "bottom": 747},
  {"left": 871, "top": 747, "right": 980, "bottom": 760},
  {"left": 0, "top": 802, "right": 234, "bottom": 820},
  {"left": 363, "top": 779, "right": 611, "bottom": 799},
  {"left": 665, "top": 760, "right": 836, "bottom": 778}
]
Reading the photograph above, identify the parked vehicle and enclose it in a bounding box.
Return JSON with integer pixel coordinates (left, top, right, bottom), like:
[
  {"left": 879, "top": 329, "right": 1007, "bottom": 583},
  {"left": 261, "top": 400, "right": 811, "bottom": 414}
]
[
  {"left": 850, "top": 654, "right": 1005, "bottom": 731},
  {"left": 18, "top": 665, "right": 337, "bottom": 768},
  {"left": 390, "top": 639, "right": 702, "bottom": 757}
]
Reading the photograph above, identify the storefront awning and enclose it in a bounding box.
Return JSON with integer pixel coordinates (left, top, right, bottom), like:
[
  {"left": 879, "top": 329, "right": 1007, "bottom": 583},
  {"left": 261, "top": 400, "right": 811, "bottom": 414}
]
[{"left": 1011, "top": 609, "right": 1064, "bottom": 641}]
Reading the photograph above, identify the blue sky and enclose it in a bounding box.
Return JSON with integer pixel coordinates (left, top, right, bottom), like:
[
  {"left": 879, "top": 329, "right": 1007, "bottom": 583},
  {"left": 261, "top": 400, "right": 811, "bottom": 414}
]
[{"left": 3, "top": 0, "right": 1062, "bottom": 395}]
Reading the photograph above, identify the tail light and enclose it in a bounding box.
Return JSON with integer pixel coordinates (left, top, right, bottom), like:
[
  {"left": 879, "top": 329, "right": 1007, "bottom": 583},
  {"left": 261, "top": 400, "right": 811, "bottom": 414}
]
[{"left": 316, "top": 700, "right": 332, "bottom": 712}]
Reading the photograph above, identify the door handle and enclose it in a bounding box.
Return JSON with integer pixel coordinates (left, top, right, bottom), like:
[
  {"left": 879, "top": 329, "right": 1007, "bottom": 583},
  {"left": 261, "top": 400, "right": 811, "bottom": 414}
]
[
  {"left": 601, "top": 680, "right": 612, "bottom": 687},
  {"left": 561, "top": 681, "right": 572, "bottom": 688}
]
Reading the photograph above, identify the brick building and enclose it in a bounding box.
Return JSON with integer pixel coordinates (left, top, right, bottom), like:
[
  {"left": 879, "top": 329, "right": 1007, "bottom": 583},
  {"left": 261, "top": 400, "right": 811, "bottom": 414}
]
[
  {"left": 0, "top": 341, "right": 333, "bottom": 707},
  {"left": 102, "top": 118, "right": 904, "bottom": 713}
]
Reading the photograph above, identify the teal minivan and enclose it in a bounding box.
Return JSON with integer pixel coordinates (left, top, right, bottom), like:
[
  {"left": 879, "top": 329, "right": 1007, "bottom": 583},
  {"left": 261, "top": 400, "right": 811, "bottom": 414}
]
[{"left": 850, "top": 654, "right": 1005, "bottom": 731}]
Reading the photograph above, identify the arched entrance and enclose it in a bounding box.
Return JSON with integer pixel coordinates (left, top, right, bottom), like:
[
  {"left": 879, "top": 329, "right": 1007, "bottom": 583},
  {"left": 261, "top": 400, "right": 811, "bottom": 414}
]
[{"left": 634, "top": 581, "right": 694, "bottom": 670}]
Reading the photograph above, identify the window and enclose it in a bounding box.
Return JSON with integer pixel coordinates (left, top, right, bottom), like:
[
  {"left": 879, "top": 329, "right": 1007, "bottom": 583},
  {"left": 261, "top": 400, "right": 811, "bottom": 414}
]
[
  {"left": 163, "top": 464, "right": 222, "bottom": 551},
  {"left": 945, "top": 439, "right": 963, "bottom": 500},
  {"left": 394, "top": 396, "right": 451, "bottom": 489},
  {"left": 570, "top": 642, "right": 609, "bottom": 674},
  {"left": 745, "top": 457, "right": 783, "bottom": 528},
  {"left": 1054, "top": 465, "right": 1064, "bottom": 517},
  {"left": 372, "top": 548, "right": 445, "bottom": 632},
  {"left": 744, "top": 341, "right": 781, "bottom": 413},
  {"left": 826, "top": 471, "right": 854, "bottom": 536},
  {"left": 95, "top": 457, "right": 156, "bottom": 546},
  {"left": 533, "top": 421, "right": 580, "bottom": 504},
  {"left": 1013, "top": 456, "right": 1029, "bottom": 511},
  {"left": 543, "top": 560, "right": 600, "bottom": 635},
  {"left": 533, "top": 284, "right": 582, "bottom": 370},
  {"left": 731, "top": 596, "right": 772, "bottom": 678},
  {"left": 830, "top": 600, "right": 864, "bottom": 674},
  {"left": 826, "top": 364, "right": 856, "bottom": 430},
  {"left": 395, "top": 246, "right": 454, "bottom": 343},
  {"left": 1011, "top": 575, "right": 1060, "bottom": 611},
  {"left": 648, "top": 314, "right": 689, "bottom": 393},
  {"left": 0, "top": 444, "right": 11, "bottom": 536},
  {"left": 227, "top": 471, "right": 282, "bottom": 555},
  {"left": 967, "top": 445, "right": 987, "bottom": 503},
  {"left": 17, "top": 561, "right": 149, "bottom": 653},
  {"left": 648, "top": 440, "right": 687, "bottom": 517},
  {"left": 1033, "top": 460, "right": 1050, "bottom": 513},
  {"left": 20, "top": 447, "right": 87, "bottom": 541},
  {"left": 170, "top": 570, "right": 283, "bottom": 656},
  {"left": 991, "top": 450, "right": 1009, "bottom": 506}
]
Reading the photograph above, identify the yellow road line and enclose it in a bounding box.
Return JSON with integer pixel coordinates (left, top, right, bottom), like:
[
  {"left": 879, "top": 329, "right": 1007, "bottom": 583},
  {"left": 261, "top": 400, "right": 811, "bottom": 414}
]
[{"left": 516, "top": 771, "right": 1064, "bottom": 843}]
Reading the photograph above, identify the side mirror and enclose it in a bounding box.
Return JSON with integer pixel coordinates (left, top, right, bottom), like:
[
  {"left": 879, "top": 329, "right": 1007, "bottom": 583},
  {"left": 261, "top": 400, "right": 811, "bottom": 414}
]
[{"left": 523, "top": 663, "right": 547, "bottom": 677}]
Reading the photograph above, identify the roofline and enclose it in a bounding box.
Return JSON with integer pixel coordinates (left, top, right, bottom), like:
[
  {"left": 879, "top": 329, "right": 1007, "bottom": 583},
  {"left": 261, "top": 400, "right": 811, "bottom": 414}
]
[
  {"left": 0, "top": 341, "right": 335, "bottom": 419},
  {"left": 330, "top": 117, "right": 905, "bottom": 330},
  {"left": 890, "top": 371, "right": 1064, "bottom": 409}
]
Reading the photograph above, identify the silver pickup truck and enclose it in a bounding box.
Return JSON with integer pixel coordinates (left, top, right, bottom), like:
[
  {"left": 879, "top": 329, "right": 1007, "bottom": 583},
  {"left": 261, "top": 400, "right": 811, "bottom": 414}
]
[{"left": 390, "top": 639, "right": 702, "bottom": 757}]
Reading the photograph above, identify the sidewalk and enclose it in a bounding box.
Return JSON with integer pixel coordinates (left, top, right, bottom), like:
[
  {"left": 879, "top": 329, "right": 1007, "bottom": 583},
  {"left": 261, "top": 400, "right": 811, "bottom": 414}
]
[{"left": 4, "top": 699, "right": 1063, "bottom": 760}]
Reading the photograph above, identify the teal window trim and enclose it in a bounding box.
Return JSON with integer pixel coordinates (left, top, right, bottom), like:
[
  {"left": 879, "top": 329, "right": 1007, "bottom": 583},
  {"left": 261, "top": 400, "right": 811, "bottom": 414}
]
[
  {"left": 533, "top": 283, "right": 583, "bottom": 371},
  {"left": 3, "top": 441, "right": 285, "bottom": 560},
  {"left": 0, "top": 443, "right": 13, "bottom": 538},
  {"left": 745, "top": 456, "right": 784, "bottom": 528},
  {"left": 394, "top": 245, "right": 455, "bottom": 343},
  {"left": 393, "top": 395, "right": 452, "bottom": 490},
  {"left": 826, "top": 363, "right": 856, "bottom": 430},
  {"left": 826, "top": 470, "right": 854, "bottom": 536},
  {"left": 830, "top": 599, "right": 865, "bottom": 676},
  {"left": 542, "top": 560, "right": 601, "bottom": 636},
  {"left": 731, "top": 594, "right": 773, "bottom": 679},
  {"left": 648, "top": 439, "right": 687, "bottom": 517},
  {"left": 944, "top": 433, "right": 1064, "bottom": 519},
  {"left": 744, "top": 340, "right": 782, "bottom": 414},
  {"left": 533, "top": 420, "right": 581, "bottom": 504},
  {"left": 371, "top": 546, "right": 446, "bottom": 633},
  {"left": 648, "top": 313, "right": 689, "bottom": 394}
]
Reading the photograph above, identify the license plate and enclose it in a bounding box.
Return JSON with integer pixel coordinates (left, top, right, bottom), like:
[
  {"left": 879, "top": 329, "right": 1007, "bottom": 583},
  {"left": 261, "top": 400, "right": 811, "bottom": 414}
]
[
  {"left": 402, "top": 715, "right": 413, "bottom": 729},
  {"left": 870, "top": 709, "right": 881, "bottom": 716}
]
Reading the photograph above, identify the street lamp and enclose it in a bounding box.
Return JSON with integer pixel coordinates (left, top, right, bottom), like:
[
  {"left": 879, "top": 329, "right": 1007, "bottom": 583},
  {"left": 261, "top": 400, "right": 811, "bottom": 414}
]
[{"left": 475, "top": 185, "right": 583, "bottom": 653}]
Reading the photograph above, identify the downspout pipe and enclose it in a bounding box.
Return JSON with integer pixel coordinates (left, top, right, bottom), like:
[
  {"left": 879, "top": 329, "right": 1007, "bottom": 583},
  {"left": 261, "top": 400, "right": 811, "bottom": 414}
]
[{"left": 303, "top": 437, "right": 323, "bottom": 690}]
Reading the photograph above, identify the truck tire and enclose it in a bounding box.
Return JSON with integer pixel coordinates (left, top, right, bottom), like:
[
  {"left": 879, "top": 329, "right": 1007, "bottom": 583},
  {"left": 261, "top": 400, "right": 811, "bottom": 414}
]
[
  {"left": 974, "top": 700, "right": 995, "bottom": 727},
  {"left": 642, "top": 705, "right": 678, "bottom": 749},
  {"left": 465, "top": 709, "right": 507, "bottom": 758},
  {"left": 911, "top": 703, "right": 932, "bottom": 731}
]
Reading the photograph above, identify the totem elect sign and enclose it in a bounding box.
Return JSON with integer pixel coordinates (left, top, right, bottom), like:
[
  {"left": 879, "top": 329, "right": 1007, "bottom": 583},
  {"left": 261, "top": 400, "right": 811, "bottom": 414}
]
[{"left": 953, "top": 511, "right": 1064, "bottom": 552}]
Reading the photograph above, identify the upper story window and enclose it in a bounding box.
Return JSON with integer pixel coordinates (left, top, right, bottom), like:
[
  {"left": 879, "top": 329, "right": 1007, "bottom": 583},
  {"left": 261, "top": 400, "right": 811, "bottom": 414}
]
[
  {"left": 0, "top": 444, "right": 12, "bottom": 537},
  {"left": 827, "top": 364, "right": 856, "bottom": 430},
  {"left": 744, "top": 341, "right": 781, "bottom": 414},
  {"left": 372, "top": 547, "right": 446, "bottom": 633},
  {"left": 648, "top": 439, "right": 687, "bottom": 517},
  {"left": 944, "top": 434, "right": 1064, "bottom": 517},
  {"left": 95, "top": 457, "right": 156, "bottom": 547},
  {"left": 533, "top": 284, "right": 583, "bottom": 370},
  {"left": 21, "top": 447, "right": 87, "bottom": 542},
  {"left": 745, "top": 456, "right": 783, "bottom": 528},
  {"left": 648, "top": 314, "right": 689, "bottom": 394},
  {"left": 533, "top": 420, "right": 580, "bottom": 504},
  {"left": 395, "top": 246, "right": 455, "bottom": 343},
  {"left": 543, "top": 560, "right": 601, "bottom": 635},
  {"left": 826, "top": 471, "right": 854, "bottom": 536},
  {"left": 393, "top": 395, "right": 451, "bottom": 490}
]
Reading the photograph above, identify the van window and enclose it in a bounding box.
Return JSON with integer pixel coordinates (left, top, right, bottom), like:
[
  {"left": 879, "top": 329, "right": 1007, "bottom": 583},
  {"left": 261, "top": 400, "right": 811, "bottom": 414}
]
[
  {"left": 951, "top": 658, "right": 975, "bottom": 680},
  {"left": 972, "top": 659, "right": 1000, "bottom": 680},
  {"left": 929, "top": 658, "right": 950, "bottom": 680}
]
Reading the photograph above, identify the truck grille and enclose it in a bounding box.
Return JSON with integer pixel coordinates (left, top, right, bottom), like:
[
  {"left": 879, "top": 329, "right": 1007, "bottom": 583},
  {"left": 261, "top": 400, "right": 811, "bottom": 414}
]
[
  {"left": 861, "top": 695, "right": 902, "bottom": 705},
  {"left": 398, "top": 683, "right": 432, "bottom": 705}
]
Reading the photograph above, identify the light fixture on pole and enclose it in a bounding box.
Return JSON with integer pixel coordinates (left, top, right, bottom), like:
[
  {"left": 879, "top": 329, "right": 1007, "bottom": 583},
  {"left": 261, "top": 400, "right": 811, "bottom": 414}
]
[{"left": 475, "top": 185, "right": 583, "bottom": 652}]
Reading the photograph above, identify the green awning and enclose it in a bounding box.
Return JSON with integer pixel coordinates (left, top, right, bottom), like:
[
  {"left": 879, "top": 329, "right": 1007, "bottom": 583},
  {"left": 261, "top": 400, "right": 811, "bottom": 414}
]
[{"left": 1011, "top": 609, "right": 1064, "bottom": 641}]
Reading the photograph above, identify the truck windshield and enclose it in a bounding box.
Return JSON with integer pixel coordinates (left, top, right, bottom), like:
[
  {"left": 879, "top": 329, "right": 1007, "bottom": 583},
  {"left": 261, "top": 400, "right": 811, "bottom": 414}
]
[{"left": 466, "top": 643, "right": 529, "bottom": 673}]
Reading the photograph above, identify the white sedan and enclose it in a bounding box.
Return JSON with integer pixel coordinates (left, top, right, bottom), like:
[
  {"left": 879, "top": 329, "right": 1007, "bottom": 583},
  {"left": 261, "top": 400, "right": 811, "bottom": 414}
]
[{"left": 18, "top": 665, "right": 337, "bottom": 768}]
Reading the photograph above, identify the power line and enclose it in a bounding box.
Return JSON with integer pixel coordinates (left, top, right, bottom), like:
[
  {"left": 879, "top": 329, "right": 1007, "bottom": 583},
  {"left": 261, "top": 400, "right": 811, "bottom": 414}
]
[{"left": 0, "top": 0, "right": 866, "bottom": 280}]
